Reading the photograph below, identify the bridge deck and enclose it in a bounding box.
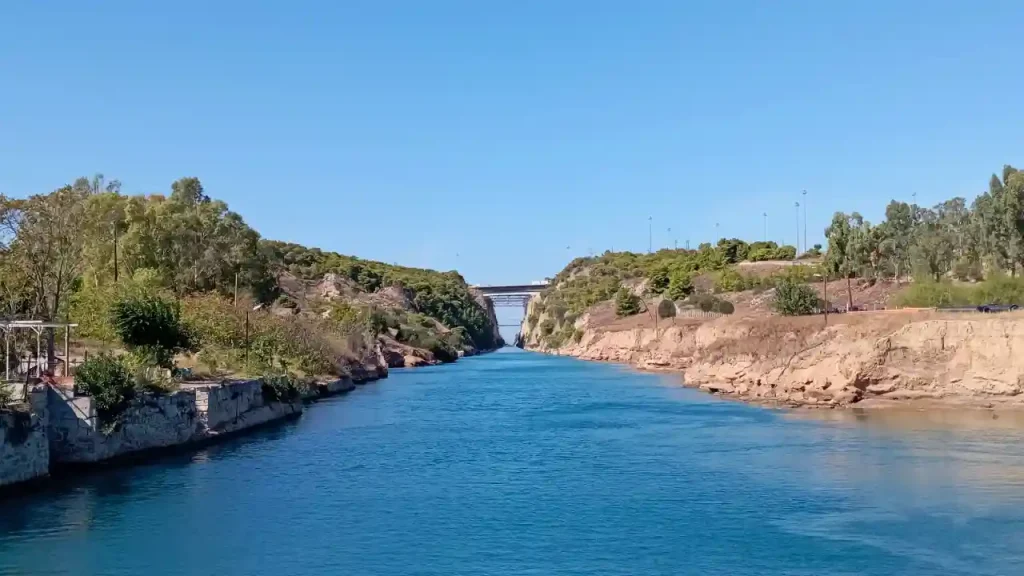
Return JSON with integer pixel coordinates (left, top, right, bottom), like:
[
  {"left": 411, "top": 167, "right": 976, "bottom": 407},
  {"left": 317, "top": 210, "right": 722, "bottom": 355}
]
[{"left": 473, "top": 284, "right": 549, "bottom": 295}]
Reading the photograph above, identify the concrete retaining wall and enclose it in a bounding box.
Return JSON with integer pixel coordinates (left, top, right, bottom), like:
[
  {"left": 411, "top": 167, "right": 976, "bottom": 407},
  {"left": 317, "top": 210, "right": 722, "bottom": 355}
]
[
  {"left": 1, "top": 372, "right": 372, "bottom": 490},
  {"left": 0, "top": 396, "right": 49, "bottom": 487}
]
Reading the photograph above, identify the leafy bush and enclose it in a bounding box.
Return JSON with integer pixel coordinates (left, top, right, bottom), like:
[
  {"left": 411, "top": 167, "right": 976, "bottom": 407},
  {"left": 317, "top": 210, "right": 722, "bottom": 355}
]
[
  {"left": 259, "top": 373, "right": 303, "bottom": 403},
  {"left": 666, "top": 270, "right": 693, "bottom": 300},
  {"left": 112, "top": 295, "right": 194, "bottom": 367},
  {"left": 657, "top": 299, "right": 677, "bottom": 319},
  {"left": 894, "top": 275, "right": 1024, "bottom": 308},
  {"left": 615, "top": 288, "right": 641, "bottom": 317},
  {"left": 75, "top": 353, "right": 135, "bottom": 426},
  {"left": 647, "top": 267, "right": 670, "bottom": 294},
  {"left": 772, "top": 279, "right": 820, "bottom": 316},
  {"left": 70, "top": 268, "right": 167, "bottom": 342},
  {"left": 714, "top": 269, "right": 748, "bottom": 293},
  {"left": 688, "top": 294, "right": 733, "bottom": 314},
  {"left": 773, "top": 245, "right": 797, "bottom": 260}
]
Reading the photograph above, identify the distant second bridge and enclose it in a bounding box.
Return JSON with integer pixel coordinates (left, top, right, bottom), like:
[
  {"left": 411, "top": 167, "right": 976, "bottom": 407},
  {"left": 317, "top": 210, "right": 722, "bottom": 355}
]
[{"left": 472, "top": 283, "right": 550, "bottom": 309}]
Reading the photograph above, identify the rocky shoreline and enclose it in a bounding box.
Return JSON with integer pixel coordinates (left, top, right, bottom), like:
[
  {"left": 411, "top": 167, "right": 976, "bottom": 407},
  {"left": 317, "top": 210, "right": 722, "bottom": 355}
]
[
  {"left": 522, "top": 310, "right": 1024, "bottom": 411},
  {"left": 0, "top": 345, "right": 506, "bottom": 494}
]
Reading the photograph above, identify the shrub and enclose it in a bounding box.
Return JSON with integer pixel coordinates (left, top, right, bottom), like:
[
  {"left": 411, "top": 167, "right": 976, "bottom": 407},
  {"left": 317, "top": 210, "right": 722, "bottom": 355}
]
[
  {"left": 75, "top": 353, "right": 135, "bottom": 426},
  {"left": 657, "top": 299, "right": 677, "bottom": 319},
  {"left": 182, "top": 294, "right": 348, "bottom": 377},
  {"left": 772, "top": 279, "right": 820, "bottom": 316},
  {"left": 773, "top": 245, "right": 797, "bottom": 260},
  {"left": 688, "top": 294, "right": 733, "bottom": 313},
  {"left": 615, "top": 288, "right": 641, "bottom": 317},
  {"left": 260, "top": 373, "right": 303, "bottom": 403},
  {"left": 647, "top": 267, "right": 670, "bottom": 294},
  {"left": 894, "top": 275, "right": 1024, "bottom": 308},
  {"left": 666, "top": 270, "right": 693, "bottom": 300},
  {"left": 112, "top": 295, "right": 194, "bottom": 367},
  {"left": 714, "top": 269, "right": 747, "bottom": 293}
]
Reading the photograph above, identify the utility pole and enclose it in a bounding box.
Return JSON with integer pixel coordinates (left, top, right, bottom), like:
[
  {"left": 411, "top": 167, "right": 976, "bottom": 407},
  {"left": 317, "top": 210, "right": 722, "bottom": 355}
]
[
  {"left": 763, "top": 212, "right": 767, "bottom": 242},
  {"left": 794, "top": 202, "right": 800, "bottom": 257},
  {"left": 715, "top": 222, "right": 720, "bottom": 241},
  {"left": 802, "top": 190, "right": 808, "bottom": 254},
  {"left": 648, "top": 216, "right": 652, "bottom": 253},
  {"left": 667, "top": 227, "right": 672, "bottom": 250}
]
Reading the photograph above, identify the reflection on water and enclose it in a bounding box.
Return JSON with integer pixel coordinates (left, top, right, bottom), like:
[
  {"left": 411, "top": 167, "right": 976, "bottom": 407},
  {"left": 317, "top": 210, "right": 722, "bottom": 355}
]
[
  {"left": 2, "top": 350, "right": 1023, "bottom": 576},
  {"left": 788, "top": 404, "right": 1024, "bottom": 432}
]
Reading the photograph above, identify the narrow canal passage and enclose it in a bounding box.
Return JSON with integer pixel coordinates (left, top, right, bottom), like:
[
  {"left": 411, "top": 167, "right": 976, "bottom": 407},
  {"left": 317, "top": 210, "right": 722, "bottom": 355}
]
[{"left": 2, "top": 349, "right": 1024, "bottom": 575}]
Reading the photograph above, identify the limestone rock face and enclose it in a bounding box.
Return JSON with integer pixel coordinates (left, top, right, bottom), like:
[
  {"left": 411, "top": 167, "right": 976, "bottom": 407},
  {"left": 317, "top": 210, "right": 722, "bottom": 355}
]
[
  {"left": 318, "top": 273, "right": 360, "bottom": 300},
  {"left": 525, "top": 312, "right": 1024, "bottom": 409}
]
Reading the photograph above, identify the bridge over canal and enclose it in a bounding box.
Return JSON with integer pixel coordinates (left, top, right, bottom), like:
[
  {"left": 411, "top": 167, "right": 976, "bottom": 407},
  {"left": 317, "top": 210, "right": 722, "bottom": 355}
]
[{"left": 472, "top": 283, "right": 549, "bottom": 319}]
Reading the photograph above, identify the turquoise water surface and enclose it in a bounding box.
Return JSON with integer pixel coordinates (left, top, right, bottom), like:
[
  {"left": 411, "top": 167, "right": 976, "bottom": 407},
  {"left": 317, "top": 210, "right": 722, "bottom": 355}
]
[{"left": 2, "top": 349, "right": 1024, "bottom": 575}]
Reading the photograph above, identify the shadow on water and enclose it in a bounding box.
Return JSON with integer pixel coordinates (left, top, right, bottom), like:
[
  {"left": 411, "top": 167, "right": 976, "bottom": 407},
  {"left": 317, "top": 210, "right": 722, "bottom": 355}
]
[
  {"left": 0, "top": 413, "right": 304, "bottom": 534},
  {"left": 785, "top": 404, "right": 1024, "bottom": 433}
]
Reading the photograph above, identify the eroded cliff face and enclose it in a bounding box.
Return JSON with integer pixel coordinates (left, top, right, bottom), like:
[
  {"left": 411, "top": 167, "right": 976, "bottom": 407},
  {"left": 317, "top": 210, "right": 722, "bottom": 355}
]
[
  {"left": 471, "top": 289, "right": 505, "bottom": 351},
  {"left": 523, "top": 309, "right": 1024, "bottom": 409}
]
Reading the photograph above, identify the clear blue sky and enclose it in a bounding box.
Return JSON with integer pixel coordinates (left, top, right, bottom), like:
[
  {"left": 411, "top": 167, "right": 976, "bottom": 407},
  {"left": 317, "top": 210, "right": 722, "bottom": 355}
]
[{"left": 3, "top": 0, "right": 1024, "bottom": 289}]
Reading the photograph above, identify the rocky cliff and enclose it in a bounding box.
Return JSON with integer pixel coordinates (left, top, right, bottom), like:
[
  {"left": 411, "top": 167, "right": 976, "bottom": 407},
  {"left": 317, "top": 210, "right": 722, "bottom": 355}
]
[
  {"left": 522, "top": 308, "right": 1024, "bottom": 409},
  {"left": 272, "top": 271, "right": 503, "bottom": 368}
]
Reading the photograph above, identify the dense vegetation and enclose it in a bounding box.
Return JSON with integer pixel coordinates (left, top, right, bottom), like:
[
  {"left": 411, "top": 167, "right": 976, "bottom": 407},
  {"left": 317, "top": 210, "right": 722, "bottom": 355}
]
[
  {"left": 528, "top": 162, "right": 1024, "bottom": 336},
  {"left": 823, "top": 164, "right": 1024, "bottom": 308},
  {"left": 0, "top": 175, "right": 499, "bottom": 387},
  {"left": 261, "top": 241, "right": 499, "bottom": 350}
]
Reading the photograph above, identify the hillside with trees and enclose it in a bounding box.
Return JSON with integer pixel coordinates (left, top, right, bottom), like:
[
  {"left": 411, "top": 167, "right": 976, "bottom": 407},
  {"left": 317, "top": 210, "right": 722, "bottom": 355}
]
[
  {"left": 0, "top": 175, "right": 502, "bottom": 384},
  {"left": 522, "top": 163, "right": 1024, "bottom": 347}
]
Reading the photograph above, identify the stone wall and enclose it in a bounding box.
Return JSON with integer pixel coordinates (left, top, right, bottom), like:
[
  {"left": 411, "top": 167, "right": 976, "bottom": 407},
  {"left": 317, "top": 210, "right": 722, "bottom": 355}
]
[
  {"left": 47, "top": 387, "right": 200, "bottom": 464},
  {"left": 0, "top": 389, "right": 50, "bottom": 488},
  {"left": 1, "top": 373, "right": 370, "bottom": 490},
  {"left": 46, "top": 379, "right": 304, "bottom": 465}
]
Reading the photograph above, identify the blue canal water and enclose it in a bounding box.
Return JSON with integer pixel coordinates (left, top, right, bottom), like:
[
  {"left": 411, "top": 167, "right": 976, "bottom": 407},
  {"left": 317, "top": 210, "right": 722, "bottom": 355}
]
[{"left": 3, "top": 348, "right": 1024, "bottom": 575}]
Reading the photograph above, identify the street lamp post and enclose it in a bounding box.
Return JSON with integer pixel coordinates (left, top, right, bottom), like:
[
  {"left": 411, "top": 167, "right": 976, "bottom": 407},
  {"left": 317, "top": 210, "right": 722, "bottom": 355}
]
[
  {"left": 802, "top": 189, "right": 808, "bottom": 255},
  {"left": 794, "top": 202, "right": 801, "bottom": 257},
  {"left": 763, "top": 212, "right": 767, "bottom": 242}
]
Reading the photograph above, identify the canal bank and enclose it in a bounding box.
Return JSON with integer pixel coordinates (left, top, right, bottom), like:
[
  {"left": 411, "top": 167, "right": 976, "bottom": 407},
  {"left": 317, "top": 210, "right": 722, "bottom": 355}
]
[{"left": 0, "top": 368, "right": 385, "bottom": 492}]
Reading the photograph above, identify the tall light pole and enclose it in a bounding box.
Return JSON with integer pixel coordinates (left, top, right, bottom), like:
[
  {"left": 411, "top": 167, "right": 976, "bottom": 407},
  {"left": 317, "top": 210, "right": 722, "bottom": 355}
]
[
  {"left": 802, "top": 189, "right": 808, "bottom": 254},
  {"left": 648, "top": 216, "right": 652, "bottom": 254},
  {"left": 794, "top": 202, "right": 800, "bottom": 258},
  {"left": 763, "top": 212, "right": 767, "bottom": 242}
]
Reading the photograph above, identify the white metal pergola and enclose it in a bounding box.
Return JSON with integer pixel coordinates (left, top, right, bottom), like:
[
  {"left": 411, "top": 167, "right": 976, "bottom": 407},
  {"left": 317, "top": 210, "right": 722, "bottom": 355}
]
[{"left": 0, "top": 320, "right": 78, "bottom": 381}]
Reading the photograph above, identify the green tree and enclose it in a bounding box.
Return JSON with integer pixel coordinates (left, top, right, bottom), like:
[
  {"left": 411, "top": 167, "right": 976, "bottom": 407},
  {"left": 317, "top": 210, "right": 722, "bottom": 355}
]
[
  {"left": 666, "top": 269, "right": 693, "bottom": 300},
  {"left": 615, "top": 288, "right": 641, "bottom": 317},
  {"left": 825, "top": 212, "right": 869, "bottom": 310},
  {"left": 647, "top": 266, "right": 669, "bottom": 294}
]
